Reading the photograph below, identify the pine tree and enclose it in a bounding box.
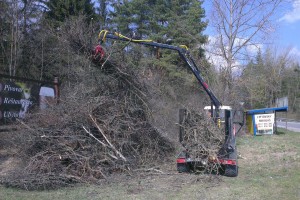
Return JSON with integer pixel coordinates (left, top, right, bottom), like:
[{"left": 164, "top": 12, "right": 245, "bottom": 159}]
[
  {"left": 110, "top": 0, "right": 208, "bottom": 78},
  {"left": 111, "top": 0, "right": 207, "bottom": 51},
  {"left": 45, "top": 0, "right": 96, "bottom": 26},
  {"left": 166, "top": 0, "right": 207, "bottom": 52}
]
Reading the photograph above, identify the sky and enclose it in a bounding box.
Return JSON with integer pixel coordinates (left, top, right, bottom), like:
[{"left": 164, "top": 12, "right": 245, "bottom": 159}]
[
  {"left": 278, "top": 0, "right": 300, "bottom": 61},
  {"left": 95, "top": 0, "right": 300, "bottom": 63},
  {"left": 203, "top": 0, "right": 300, "bottom": 64}
]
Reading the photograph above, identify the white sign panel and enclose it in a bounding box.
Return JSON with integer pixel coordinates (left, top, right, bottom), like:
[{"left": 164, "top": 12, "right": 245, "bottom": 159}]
[{"left": 255, "top": 114, "right": 275, "bottom": 135}]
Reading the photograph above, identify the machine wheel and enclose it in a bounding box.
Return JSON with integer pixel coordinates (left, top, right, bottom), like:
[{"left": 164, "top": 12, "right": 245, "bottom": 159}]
[
  {"left": 224, "top": 164, "right": 238, "bottom": 177},
  {"left": 177, "top": 163, "right": 190, "bottom": 173}
]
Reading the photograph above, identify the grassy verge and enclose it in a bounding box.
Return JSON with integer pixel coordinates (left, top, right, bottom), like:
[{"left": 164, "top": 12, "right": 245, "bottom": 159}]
[{"left": 1, "top": 129, "right": 299, "bottom": 200}]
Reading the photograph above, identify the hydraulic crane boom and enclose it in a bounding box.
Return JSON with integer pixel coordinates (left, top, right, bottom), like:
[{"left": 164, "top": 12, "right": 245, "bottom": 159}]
[
  {"left": 97, "top": 31, "right": 240, "bottom": 177},
  {"left": 97, "top": 31, "right": 222, "bottom": 112}
]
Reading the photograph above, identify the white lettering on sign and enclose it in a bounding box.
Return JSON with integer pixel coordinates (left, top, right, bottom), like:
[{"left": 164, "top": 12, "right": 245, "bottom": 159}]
[
  {"left": 3, "top": 97, "right": 22, "bottom": 105},
  {"left": 2, "top": 97, "right": 33, "bottom": 106},
  {"left": 3, "top": 111, "right": 19, "bottom": 118},
  {"left": 3, "top": 84, "right": 23, "bottom": 92}
]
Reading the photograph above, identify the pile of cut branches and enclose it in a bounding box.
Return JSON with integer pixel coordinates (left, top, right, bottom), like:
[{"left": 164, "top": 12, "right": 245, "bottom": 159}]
[
  {"left": 179, "top": 109, "right": 224, "bottom": 173},
  {"left": 2, "top": 62, "right": 174, "bottom": 190}
]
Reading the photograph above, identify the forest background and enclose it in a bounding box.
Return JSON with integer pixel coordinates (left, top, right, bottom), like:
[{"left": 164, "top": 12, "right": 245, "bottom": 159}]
[{"left": 1, "top": 0, "right": 299, "bottom": 116}]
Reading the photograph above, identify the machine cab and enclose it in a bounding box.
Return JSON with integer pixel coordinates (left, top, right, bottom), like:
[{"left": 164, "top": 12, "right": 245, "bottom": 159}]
[{"left": 204, "top": 106, "right": 232, "bottom": 122}]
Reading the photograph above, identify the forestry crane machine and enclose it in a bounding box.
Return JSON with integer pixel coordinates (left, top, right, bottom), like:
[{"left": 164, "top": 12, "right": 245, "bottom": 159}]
[{"left": 95, "top": 30, "right": 240, "bottom": 177}]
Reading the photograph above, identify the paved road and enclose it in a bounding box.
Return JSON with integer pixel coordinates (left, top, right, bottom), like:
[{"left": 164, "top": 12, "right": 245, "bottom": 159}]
[{"left": 276, "top": 121, "right": 300, "bottom": 132}]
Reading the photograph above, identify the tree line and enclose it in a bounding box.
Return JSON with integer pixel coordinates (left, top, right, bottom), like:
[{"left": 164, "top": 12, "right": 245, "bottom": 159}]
[{"left": 0, "top": 0, "right": 299, "bottom": 114}]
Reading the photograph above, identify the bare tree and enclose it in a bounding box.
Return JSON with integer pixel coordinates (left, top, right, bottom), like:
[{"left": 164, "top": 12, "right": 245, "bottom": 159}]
[
  {"left": 1, "top": 0, "right": 42, "bottom": 76},
  {"left": 9, "top": 0, "right": 19, "bottom": 76},
  {"left": 208, "top": 0, "right": 286, "bottom": 102}
]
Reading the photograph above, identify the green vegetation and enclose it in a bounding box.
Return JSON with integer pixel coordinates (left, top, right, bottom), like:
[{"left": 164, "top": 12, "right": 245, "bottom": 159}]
[
  {"left": 111, "top": 0, "right": 208, "bottom": 80},
  {"left": 239, "top": 49, "right": 300, "bottom": 112},
  {"left": 1, "top": 129, "right": 299, "bottom": 200},
  {"left": 0, "top": 0, "right": 299, "bottom": 113},
  {"left": 45, "top": 0, "right": 96, "bottom": 26}
]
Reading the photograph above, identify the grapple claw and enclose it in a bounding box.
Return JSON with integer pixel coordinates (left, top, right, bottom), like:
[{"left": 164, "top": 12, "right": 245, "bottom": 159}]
[{"left": 93, "top": 44, "right": 105, "bottom": 60}]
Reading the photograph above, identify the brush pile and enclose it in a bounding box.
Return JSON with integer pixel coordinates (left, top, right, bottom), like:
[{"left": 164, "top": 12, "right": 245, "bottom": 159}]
[
  {"left": 179, "top": 109, "right": 224, "bottom": 172},
  {"left": 1, "top": 63, "right": 174, "bottom": 190}
]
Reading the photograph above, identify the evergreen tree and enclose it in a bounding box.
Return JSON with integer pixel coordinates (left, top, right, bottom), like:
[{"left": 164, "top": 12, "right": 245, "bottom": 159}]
[
  {"left": 167, "top": 0, "right": 207, "bottom": 53},
  {"left": 97, "top": 0, "right": 108, "bottom": 28},
  {"left": 111, "top": 0, "right": 207, "bottom": 54},
  {"left": 110, "top": 0, "right": 208, "bottom": 80},
  {"left": 45, "top": 0, "right": 96, "bottom": 26}
]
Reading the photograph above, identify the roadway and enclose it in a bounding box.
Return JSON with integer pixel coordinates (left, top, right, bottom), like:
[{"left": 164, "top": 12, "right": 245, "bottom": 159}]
[{"left": 276, "top": 120, "right": 300, "bottom": 132}]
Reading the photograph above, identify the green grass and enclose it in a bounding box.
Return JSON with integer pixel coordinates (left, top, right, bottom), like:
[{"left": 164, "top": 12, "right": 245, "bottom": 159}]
[{"left": 1, "top": 129, "right": 299, "bottom": 200}]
